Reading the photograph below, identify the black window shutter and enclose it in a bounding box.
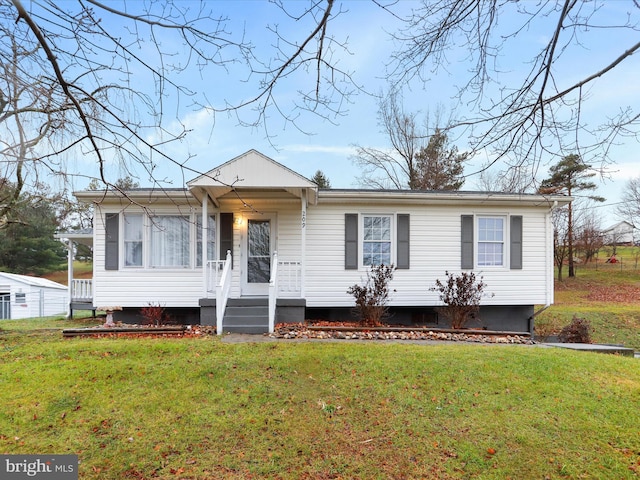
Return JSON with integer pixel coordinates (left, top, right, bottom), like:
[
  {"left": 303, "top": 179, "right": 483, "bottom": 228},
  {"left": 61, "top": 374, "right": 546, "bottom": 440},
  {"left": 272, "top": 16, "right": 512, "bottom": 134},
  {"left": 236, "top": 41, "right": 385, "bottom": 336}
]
[
  {"left": 461, "top": 215, "right": 474, "bottom": 269},
  {"left": 220, "top": 213, "right": 233, "bottom": 267},
  {"left": 345, "top": 214, "right": 358, "bottom": 270},
  {"left": 510, "top": 215, "right": 523, "bottom": 270},
  {"left": 105, "top": 213, "right": 119, "bottom": 271},
  {"left": 397, "top": 214, "right": 410, "bottom": 269}
]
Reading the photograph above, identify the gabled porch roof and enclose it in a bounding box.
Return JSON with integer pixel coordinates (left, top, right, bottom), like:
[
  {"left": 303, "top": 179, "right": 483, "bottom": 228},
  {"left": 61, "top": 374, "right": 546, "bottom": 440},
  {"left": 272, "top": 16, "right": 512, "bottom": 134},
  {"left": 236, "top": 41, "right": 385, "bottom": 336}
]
[
  {"left": 54, "top": 228, "right": 94, "bottom": 247},
  {"left": 187, "top": 150, "right": 318, "bottom": 206}
]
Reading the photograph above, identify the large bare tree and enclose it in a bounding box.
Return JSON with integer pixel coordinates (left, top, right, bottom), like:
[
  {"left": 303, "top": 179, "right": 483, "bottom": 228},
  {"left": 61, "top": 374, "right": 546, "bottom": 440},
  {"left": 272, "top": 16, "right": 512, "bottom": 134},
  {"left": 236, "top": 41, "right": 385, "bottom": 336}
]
[
  {"left": 388, "top": 0, "right": 640, "bottom": 177},
  {"left": 1, "top": 0, "right": 356, "bottom": 224},
  {"left": 0, "top": 21, "right": 82, "bottom": 226},
  {"left": 3, "top": 0, "right": 639, "bottom": 223},
  {"left": 617, "top": 177, "right": 640, "bottom": 228},
  {"left": 352, "top": 91, "right": 467, "bottom": 190},
  {"left": 352, "top": 90, "right": 424, "bottom": 189}
]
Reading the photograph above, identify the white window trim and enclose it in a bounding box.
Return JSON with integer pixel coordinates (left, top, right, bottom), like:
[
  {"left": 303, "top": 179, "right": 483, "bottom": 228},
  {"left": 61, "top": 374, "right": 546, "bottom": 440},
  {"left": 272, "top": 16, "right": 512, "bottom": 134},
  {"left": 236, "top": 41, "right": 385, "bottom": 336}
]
[
  {"left": 475, "top": 214, "right": 508, "bottom": 269},
  {"left": 360, "top": 213, "right": 395, "bottom": 268}
]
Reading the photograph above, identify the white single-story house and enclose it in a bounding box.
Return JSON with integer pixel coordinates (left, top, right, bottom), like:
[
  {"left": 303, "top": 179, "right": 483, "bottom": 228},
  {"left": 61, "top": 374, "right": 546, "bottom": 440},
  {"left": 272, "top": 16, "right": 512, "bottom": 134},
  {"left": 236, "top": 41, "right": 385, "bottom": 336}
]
[
  {"left": 601, "top": 221, "right": 636, "bottom": 245},
  {"left": 0, "top": 272, "right": 68, "bottom": 320},
  {"left": 61, "top": 150, "right": 570, "bottom": 334}
]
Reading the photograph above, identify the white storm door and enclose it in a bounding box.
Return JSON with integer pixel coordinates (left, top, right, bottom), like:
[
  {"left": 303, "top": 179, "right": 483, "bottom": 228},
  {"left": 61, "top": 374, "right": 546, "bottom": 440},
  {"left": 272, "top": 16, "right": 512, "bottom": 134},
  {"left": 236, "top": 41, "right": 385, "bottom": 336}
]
[{"left": 241, "top": 215, "right": 274, "bottom": 296}]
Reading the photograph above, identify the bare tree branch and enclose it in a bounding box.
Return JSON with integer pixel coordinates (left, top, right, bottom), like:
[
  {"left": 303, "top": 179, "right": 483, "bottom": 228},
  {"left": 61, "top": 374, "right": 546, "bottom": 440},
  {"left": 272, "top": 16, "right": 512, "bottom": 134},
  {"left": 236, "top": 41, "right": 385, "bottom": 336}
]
[{"left": 388, "top": 0, "right": 640, "bottom": 180}]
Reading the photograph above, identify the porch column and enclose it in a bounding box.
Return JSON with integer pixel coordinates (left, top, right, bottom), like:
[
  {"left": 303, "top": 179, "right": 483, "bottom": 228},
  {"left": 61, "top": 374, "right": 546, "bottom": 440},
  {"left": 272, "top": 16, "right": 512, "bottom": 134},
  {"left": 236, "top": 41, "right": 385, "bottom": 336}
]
[
  {"left": 300, "top": 190, "right": 307, "bottom": 297},
  {"left": 202, "top": 192, "right": 209, "bottom": 298},
  {"left": 66, "top": 238, "right": 73, "bottom": 318}
]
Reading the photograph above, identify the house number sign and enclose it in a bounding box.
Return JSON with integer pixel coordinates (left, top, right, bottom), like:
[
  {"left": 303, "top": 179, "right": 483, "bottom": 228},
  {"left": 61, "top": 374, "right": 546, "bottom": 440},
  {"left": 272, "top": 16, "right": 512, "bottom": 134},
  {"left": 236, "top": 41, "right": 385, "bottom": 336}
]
[{"left": 301, "top": 211, "right": 306, "bottom": 229}]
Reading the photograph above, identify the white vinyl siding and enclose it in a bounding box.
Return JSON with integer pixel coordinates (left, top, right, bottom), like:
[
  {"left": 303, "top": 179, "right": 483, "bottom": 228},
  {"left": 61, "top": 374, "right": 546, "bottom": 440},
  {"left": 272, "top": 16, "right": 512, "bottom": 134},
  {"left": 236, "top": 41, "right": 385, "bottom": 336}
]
[
  {"left": 91, "top": 199, "right": 304, "bottom": 307},
  {"left": 93, "top": 209, "right": 205, "bottom": 308},
  {"left": 90, "top": 195, "right": 554, "bottom": 311},
  {"left": 305, "top": 203, "right": 552, "bottom": 308}
]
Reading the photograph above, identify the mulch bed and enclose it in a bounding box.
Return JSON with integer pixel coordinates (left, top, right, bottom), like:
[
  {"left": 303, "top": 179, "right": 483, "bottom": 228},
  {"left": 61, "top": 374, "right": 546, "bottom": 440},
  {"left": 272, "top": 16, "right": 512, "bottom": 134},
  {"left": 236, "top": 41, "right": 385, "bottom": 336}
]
[
  {"left": 62, "top": 324, "right": 216, "bottom": 338},
  {"left": 63, "top": 321, "right": 532, "bottom": 344}
]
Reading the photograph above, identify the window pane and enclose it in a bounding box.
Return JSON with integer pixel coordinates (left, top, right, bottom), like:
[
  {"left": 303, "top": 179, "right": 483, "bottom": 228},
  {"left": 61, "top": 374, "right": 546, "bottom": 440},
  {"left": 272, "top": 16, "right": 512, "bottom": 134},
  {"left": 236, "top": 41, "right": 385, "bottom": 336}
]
[
  {"left": 478, "top": 242, "right": 504, "bottom": 266},
  {"left": 248, "top": 220, "right": 271, "bottom": 283},
  {"left": 363, "top": 215, "right": 392, "bottom": 266},
  {"left": 197, "top": 215, "right": 216, "bottom": 267},
  {"left": 124, "top": 214, "right": 143, "bottom": 241},
  {"left": 479, "top": 217, "right": 504, "bottom": 241},
  {"left": 124, "top": 214, "right": 143, "bottom": 267},
  {"left": 125, "top": 242, "right": 143, "bottom": 267},
  {"left": 248, "top": 220, "right": 270, "bottom": 256},
  {"left": 151, "top": 216, "right": 190, "bottom": 267},
  {"left": 248, "top": 258, "right": 270, "bottom": 283}
]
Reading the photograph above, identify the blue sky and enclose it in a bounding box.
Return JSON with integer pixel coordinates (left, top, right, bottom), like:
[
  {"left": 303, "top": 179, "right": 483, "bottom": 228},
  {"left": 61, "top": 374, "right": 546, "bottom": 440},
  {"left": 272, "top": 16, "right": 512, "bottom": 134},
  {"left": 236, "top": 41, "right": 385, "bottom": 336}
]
[{"left": 66, "top": 1, "right": 639, "bottom": 224}]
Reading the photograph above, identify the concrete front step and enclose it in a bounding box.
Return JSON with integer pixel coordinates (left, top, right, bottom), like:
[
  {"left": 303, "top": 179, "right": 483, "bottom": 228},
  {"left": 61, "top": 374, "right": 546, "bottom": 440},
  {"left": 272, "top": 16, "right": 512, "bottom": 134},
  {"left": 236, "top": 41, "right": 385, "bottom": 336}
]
[{"left": 223, "top": 298, "right": 269, "bottom": 334}]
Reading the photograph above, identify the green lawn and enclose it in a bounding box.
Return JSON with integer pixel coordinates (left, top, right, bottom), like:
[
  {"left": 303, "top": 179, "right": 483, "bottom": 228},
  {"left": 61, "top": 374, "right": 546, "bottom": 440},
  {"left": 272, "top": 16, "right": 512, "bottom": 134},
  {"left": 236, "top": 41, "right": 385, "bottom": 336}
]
[
  {"left": 44, "top": 261, "right": 93, "bottom": 285},
  {"left": 537, "top": 246, "right": 640, "bottom": 349},
  {"left": 1, "top": 324, "right": 639, "bottom": 479}
]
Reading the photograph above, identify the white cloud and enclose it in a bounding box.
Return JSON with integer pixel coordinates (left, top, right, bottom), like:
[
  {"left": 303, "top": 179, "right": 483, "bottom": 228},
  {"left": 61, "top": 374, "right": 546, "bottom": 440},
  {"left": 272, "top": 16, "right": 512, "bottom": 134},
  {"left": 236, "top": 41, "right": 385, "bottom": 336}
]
[
  {"left": 282, "top": 144, "right": 358, "bottom": 157},
  {"left": 606, "top": 161, "right": 640, "bottom": 181}
]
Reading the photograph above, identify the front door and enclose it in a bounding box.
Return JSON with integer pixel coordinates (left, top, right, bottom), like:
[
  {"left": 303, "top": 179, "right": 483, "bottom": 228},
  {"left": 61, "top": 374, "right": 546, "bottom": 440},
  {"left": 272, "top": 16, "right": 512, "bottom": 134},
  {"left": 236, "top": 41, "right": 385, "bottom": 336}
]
[{"left": 241, "top": 215, "right": 275, "bottom": 296}]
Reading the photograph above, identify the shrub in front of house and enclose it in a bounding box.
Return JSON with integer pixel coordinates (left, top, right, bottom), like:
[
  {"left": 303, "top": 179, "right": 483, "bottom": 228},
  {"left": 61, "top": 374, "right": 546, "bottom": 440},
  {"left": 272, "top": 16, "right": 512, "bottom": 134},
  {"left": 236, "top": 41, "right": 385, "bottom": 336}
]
[
  {"left": 140, "top": 303, "right": 171, "bottom": 326},
  {"left": 347, "top": 264, "right": 395, "bottom": 327},
  {"left": 431, "top": 271, "right": 492, "bottom": 329}
]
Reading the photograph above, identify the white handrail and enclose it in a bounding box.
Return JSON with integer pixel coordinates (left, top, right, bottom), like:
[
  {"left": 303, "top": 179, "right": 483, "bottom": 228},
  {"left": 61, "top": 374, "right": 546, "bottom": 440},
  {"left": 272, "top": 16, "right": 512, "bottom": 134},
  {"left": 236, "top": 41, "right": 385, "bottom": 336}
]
[
  {"left": 71, "top": 279, "right": 93, "bottom": 300},
  {"left": 206, "top": 259, "right": 226, "bottom": 295},
  {"left": 215, "top": 250, "right": 232, "bottom": 335},
  {"left": 268, "top": 251, "right": 278, "bottom": 333}
]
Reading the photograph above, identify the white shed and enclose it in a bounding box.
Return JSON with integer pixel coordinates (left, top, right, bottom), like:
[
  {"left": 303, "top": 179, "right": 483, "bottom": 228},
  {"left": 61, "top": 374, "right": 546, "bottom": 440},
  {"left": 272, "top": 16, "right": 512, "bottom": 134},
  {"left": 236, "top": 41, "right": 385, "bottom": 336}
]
[{"left": 0, "top": 272, "right": 68, "bottom": 320}]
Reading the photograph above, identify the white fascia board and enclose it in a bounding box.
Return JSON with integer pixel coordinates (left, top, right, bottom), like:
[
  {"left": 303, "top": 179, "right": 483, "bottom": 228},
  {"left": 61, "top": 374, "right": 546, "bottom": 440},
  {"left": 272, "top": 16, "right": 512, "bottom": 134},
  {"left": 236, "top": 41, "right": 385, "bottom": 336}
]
[{"left": 317, "top": 190, "right": 572, "bottom": 208}]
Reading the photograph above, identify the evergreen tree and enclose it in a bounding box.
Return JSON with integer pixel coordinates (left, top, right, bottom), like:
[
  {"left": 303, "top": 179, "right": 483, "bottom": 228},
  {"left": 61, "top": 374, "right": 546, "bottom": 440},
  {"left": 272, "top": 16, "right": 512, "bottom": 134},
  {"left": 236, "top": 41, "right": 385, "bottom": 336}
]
[
  {"left": 310, "top": 170, "right": 331, "bottom": 188},
  {"left": 539, "top": 154, "right": 605, "bottom": 278},
  {"left": 0, "top": 187, "right": 66, "bottom": 275},
  {"left": 414, "top": 129, "right": 467, "bottom": 190}
]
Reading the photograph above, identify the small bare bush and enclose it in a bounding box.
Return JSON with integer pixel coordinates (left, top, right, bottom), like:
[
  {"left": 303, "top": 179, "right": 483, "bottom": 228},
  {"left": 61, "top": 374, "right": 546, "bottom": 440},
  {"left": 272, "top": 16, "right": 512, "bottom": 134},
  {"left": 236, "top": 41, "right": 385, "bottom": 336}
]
[
  {"left": 431, "top": 271, "right": 492, "bottom": 329},
  {"left": 347, "top": 264, "right": 395, "bottom": 327},
  {"left": 558, "top": 315, "right": 592, "bottom": 343},
  {"left": 140, "top": 303, "right": 171, "bottom": 326}
]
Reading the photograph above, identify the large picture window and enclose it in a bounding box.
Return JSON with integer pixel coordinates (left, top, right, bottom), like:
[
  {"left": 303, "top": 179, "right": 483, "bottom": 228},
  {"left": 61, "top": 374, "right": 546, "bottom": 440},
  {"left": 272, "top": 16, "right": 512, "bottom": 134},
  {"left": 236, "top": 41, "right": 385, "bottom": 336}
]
[
  {"left": 150, "top": 215, "right": 190, "bottom": 268},
  {"left": 362, "top": 215, "right": 392, "bottom": 266},
  {"left": 123, "top": 213, "right": 143, "bottom": 267},
  {"left": 477, "top": 217, "right": 505, "bottom": 266}
]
